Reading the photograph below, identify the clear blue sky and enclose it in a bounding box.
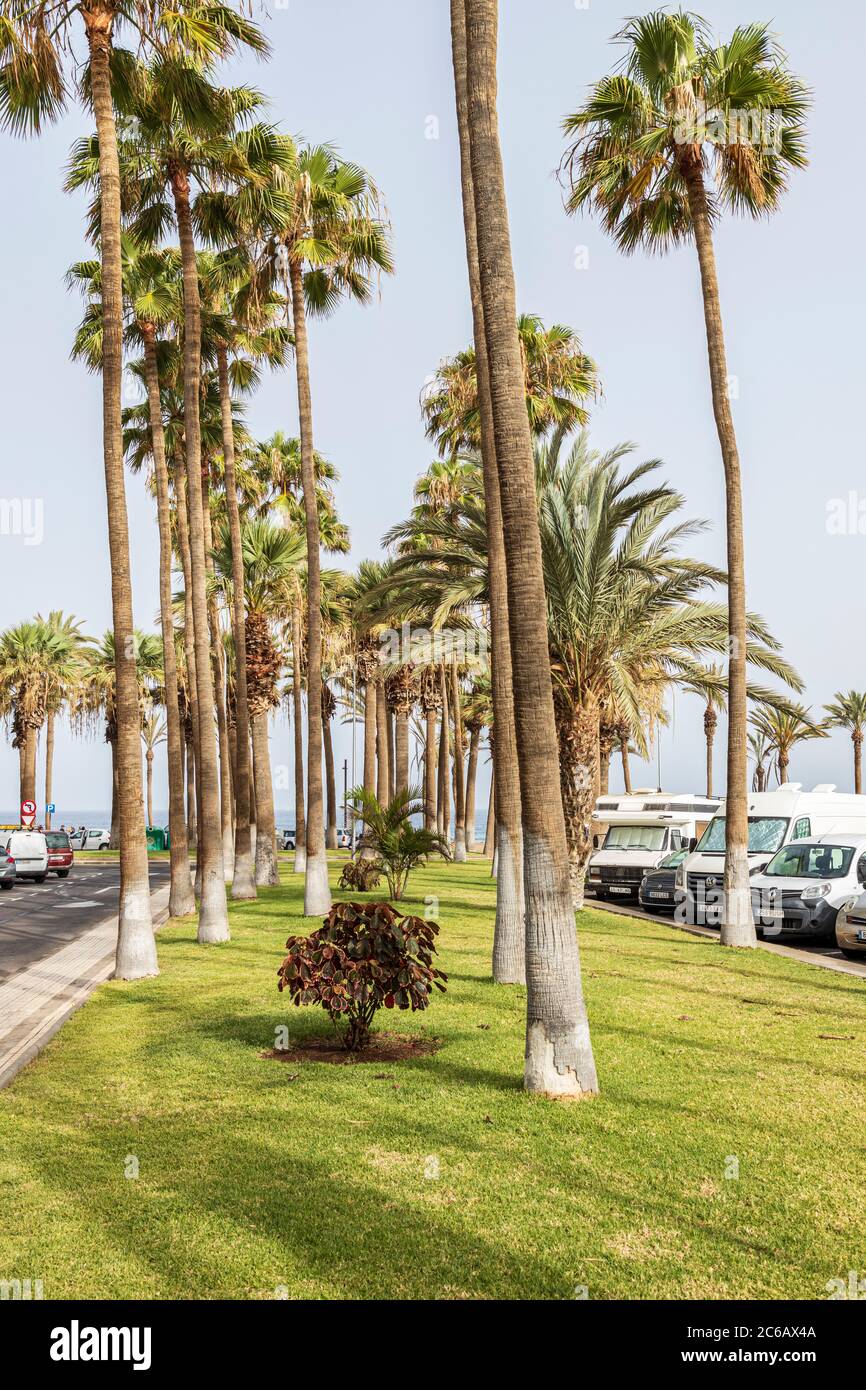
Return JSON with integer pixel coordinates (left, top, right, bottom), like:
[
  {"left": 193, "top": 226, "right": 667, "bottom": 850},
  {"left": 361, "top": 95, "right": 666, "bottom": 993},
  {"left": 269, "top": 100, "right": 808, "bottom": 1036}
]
[{"left": 2, "top": 0, "right": 864, "bottom": 820}]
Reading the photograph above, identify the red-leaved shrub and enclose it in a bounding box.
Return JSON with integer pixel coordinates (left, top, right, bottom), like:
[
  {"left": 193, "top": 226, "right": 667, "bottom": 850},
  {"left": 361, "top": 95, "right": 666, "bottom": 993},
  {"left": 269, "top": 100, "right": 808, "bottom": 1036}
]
[{"left": 277, "top": 900, "right": 447, "bottom": 1051}]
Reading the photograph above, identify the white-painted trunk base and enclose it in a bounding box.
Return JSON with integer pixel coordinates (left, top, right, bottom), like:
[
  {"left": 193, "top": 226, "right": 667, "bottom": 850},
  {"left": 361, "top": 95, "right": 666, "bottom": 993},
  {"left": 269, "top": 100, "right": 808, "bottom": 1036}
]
[
  {"left": 304, "top": 849, "right": 332, "bottom": 918},
  {"left": 114, "top": 883, "right": 159, "bottom": 979},
  {"left": 293, "top": 845, "right": 307, "bottom": 874},
  {"left": 168, "top": 867, "right": 196, "bottom": 920},
  {"left": 492, "top": 825, "right": 525, "bottom": 984},
  {"left": 197, "top": 867, "right": 230, "bottom": 944},
  {"left": 453, "top": 839, "right": 467, "bottom": 863},
  {"left": 222, "top": 826, "right": 235, "bottom": 883},
  {"left": 721, "top": 849, "right": 757, "bottom": 947},
  {"left": 231, "top": 845, "right": 257, "bottom": 901},
  {"left": 522, "top": 829, "right": 599, "bottom": 1097},
  {"left": 255, "top": 834, "right": 279, "bottom": 888}
]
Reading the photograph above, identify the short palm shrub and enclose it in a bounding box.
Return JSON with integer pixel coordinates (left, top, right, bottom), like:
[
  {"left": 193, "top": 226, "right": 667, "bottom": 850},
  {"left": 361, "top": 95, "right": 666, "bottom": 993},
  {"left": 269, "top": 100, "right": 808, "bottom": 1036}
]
[
  {"left": 348, "top": 785, "right": 450, "bottom": 900},
  {"left": 277, "top": 900, "right": 448, "bottom": 1051},
  {"left": 338, "top": 856, "right": 382, "bottom": 892}
]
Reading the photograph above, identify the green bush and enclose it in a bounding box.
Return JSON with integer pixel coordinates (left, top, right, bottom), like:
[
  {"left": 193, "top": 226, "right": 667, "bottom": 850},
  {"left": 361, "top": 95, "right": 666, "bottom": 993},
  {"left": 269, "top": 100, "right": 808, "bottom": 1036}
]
[
  {"left": 338, "top": 856, "right": 382, "bottom": 892},
  {"left": 347, "top": 785, "right": 450, "bottom": 900},
  {"left": 277, "top": 900, "right": 447, "bottom": 1051}
]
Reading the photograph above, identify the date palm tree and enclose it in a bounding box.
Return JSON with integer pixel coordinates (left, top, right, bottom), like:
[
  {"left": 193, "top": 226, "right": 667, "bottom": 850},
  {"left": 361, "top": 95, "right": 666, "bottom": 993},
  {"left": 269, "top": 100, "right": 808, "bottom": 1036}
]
[
  {"left": 823, "top": 692, "right": 866, "bottom": 795},
  {"left": 561, "top": 9, "right": 809, "bottom": 947},
  {"left": 459, "top": 0, "right": 598, "bottom": 1094}
]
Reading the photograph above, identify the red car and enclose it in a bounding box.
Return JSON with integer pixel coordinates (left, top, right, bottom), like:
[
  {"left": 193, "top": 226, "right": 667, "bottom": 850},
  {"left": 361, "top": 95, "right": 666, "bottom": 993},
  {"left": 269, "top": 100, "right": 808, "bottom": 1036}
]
[{"left": 45, "top": 830, "right": 73, "bottom": 878}]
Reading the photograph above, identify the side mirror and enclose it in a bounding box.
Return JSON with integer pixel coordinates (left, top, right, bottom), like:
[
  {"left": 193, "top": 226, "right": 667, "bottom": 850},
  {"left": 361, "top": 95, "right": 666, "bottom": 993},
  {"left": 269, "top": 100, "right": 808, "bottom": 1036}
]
[
  {"left": 688, "top": 838, "right": 697, "bottom": 853},
  {"left": 592, "top": 834, "right": 599, "bottom": 849},
  {"left": 858, "top": 865, "right": 866, "bottom": 886}
]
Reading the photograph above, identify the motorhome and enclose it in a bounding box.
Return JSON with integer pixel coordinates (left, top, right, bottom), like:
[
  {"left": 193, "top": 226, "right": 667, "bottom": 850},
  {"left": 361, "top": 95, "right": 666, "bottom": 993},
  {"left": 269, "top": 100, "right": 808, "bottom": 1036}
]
[
  {"left": 586, "top": 792, "right": 720, "bottom": 901},
  {"left": 675, "top": 784, "right": 866, "bottom": 924}
]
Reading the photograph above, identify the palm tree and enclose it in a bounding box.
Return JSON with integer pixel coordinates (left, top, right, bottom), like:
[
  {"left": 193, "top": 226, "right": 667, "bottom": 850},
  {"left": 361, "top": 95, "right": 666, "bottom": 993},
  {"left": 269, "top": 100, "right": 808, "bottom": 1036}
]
[
  {"left": 751, "top": 704, "right": 827, "bottom": 785},
  {"left": 141, "top": 710, "right": 167, "bottom": 829},
  {"left": 212, "top": 519, "right": 305, "bottom": 886},
  {"left": 78, "top": 631, "right": 163, "bottom": 848},
  {"left": 0, "top": 620, "right": 87, "bottom": 807},
  {"left": 388, "top": 432, "right": 800, "bottom": 903},
  {"left": 824, "top": 692, "right": 866, "bottom": 794},
  {"left": 460, "top": 0, "right": 597, "bottom": 1096},
  {"left": 114, "top": 56, "right": 269, "bottom": 941},
  {"left": 748, "top": 728, "right": 771, "bottom": 791},
  {"left": 562, "top": 10, "right": 809, "bottom": 948},
  {"left": 264, "top": 141, "right": 392, "bottom": 915},
  {"left": 68, "top": 239, "right": 195, "bottom": 918},
  {"left": 35, "top": 612, "right": 92, "bottom": 829}
]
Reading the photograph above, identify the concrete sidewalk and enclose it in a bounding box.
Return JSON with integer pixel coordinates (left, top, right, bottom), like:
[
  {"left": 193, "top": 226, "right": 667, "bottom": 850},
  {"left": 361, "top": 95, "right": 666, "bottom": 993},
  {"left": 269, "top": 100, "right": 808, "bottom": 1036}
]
[{"left": 0, "top": 882, "right": 171, "bottom": 1090}]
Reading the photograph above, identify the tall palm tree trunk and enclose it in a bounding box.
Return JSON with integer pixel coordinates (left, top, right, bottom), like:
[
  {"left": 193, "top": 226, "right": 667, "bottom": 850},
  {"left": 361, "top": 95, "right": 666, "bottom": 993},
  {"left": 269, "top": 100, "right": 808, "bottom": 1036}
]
[
  {"left": 85, "top": 11, "right": 156, "bottom": 978},
  {"left": 679, "top": 160, "right": 754, "bottom": 950},
  {"left": 44, "top": 710, "right": 54, "bottom": 830},
  {"left": 288, "top": 259, "right": 330, "bottom": 913},
  {"left": 451, "top": 0, "right": 524, "bottom": 981},
  {"left": 463, "top": 0, "right": 597, "bottom": 1095},
  {"left": 291, "top": 603, "right": 307, "bottom": 873},
  {"left": 451, "top": 660, "right": 467, "bottom": 861},
  {"left": 394, "top": 710, "right": 410, "bottom": 797},
  {"left": 251, "top": 711, "right": 278, "bottom": 886},
  {"left": 186, "top": 733, "right": 197, "bottom": 847},
  {"left": 437, "top": 667, "right": 451, "bottom": 840},
  {"left": 465, "top": 723, "right": 481, "bottom": 852},
  {"left": 704, "top": 703, "right": 717, "bottom": 800},
  {"left": 109, "top": 736, "right": 119, "bottom": 849},
  {"left": 376, "top": 675, "right": 390, "bottom": 805},
  {"left": 483, "top": 771, "right": 495, "bottom": 857},
  {"left": 556, "top": 694, "right": 601, "bottom": 909},
  {"left": 216, "top": 346, "right": 256, "bottom": 899},
  {"left": 199, "top": 459, "right": 235, "bottom": 881},
  {"left": 363, "top": 677, "right": 377, "bottom": 796},
  {"left": 170, "top": 168, "right": 228, "bottom": 943},
  {"left": 620, "top": 735, "right": 632, "bottom": 793},
  {"left": 142, "top": 327, "right": 194, "bottom": 916},
  {"left": 854, "top": 731, "right": 863, "bottom": 796},
  {"left": 424, "top": 706, "right": 437, "bottom": 830},
  {"left": 20, "top": 726, "right": 38, "bottom": 807},
  {"left": 323, "top": 692, "right": 338, "bottom": 851},
  {"left": 174, "top": 454, "right": 202, "bottom": 898},
  {"left": 145, "top": 749, "right": 154, "bottom": 830}
]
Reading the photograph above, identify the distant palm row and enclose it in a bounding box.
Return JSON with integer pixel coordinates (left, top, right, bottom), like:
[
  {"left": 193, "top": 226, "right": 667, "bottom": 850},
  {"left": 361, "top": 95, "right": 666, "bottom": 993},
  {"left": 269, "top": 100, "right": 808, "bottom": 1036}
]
[{"left": 0, "top": 2, "right": 818, "bottom": 1096}]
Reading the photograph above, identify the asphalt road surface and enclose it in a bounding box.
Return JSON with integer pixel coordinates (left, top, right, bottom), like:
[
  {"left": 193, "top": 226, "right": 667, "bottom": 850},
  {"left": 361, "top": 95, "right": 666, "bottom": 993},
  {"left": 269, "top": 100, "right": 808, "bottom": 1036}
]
[{"left": 0, "top": 860, "right": 171, "bottom": 981}]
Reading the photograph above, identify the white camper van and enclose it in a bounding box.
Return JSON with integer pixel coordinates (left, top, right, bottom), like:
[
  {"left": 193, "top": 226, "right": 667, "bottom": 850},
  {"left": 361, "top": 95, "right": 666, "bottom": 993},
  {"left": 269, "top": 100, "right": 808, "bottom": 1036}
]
[
  {"left": 586, "top": 792, "right": 720, "bottom": 901},
  {"left": 675, "top": 783, "right": 866, "bottom": 924}
]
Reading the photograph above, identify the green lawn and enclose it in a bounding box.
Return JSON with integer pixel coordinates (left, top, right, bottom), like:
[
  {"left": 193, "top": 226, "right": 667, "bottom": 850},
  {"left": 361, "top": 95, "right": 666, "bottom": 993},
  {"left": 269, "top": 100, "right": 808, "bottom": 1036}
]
[{"left": 1, "top": 860, "right": 864, "bottom": 1300}]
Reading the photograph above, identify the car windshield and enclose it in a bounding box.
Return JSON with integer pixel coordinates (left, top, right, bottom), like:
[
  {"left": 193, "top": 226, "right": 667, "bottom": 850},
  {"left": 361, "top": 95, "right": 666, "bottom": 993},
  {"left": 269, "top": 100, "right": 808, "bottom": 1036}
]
[
  {"left": 658, "top": 849, "right": 688, "bottom": 869},
  {"left": 603, "top": 825, "right": 666, "bottom": 851},
  {"left": 697, "top": 816, "right": 790, "bottom": 855},
  {"left": 45, "top": 832, "right": 69, "bottom": 849},
  {"left": 765, "top": 844, "right": 855, "bottom": 879}
]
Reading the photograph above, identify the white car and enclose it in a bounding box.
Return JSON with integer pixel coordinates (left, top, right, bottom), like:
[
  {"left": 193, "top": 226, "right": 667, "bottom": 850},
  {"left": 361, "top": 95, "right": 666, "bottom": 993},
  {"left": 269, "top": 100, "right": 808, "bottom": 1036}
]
[
  {"left": 0, "top": 830, "right": 49, "bottom": 882},
  {"left": 69, "top": 828, "right": 111, "bottom": 851},
  {"left": 749, "top": 836, "right": 866, "bottom": 943}
]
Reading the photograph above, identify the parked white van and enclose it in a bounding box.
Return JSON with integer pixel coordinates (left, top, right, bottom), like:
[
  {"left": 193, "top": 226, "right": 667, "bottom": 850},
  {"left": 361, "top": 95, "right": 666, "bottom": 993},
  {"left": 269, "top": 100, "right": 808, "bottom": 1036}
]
[
  {"left": 749, "top": 835, "right": 866, "bottom": 941},
  {"left": 0, "top": 829, "right": 49, "bottom": 882},
  {"left": 675, "top": 784, "right": 866, "bottom": 925},
  {"left": 586, "top": 792, "right": 720, "bottom": 901}
]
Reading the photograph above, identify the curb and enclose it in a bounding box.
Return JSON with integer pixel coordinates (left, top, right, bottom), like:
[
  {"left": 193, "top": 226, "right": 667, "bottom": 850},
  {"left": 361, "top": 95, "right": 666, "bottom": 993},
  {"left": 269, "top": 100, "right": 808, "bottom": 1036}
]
[{"left": 0, "top": 882, "right": 172, "bottom": 1091}]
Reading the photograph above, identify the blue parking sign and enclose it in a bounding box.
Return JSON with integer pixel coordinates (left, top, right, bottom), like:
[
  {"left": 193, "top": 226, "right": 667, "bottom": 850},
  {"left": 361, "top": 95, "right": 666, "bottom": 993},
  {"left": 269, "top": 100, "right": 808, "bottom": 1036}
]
[{"left": 47, "top": 803, "right": 56, "bottom": 814}]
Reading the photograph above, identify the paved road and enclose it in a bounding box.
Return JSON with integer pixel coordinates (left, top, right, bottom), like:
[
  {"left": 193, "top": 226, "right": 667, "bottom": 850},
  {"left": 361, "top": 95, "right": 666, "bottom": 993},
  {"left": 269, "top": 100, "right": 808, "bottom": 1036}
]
[{"left": 0, "top": 861, "right": 172, "bottom": 981}]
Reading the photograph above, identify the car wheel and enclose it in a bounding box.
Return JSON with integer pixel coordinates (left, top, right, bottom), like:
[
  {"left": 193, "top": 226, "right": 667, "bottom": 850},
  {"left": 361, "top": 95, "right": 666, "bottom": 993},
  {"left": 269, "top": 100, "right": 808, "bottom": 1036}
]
[
  {"left": 0, "top": 880, "right": 11, "bottom": 890},
  {"left": 840, "top": 947, "right": 864, "bottom": 960},
  {"left": 56, "top": 869, "right": 69, "bottom": 879},
  {"left": 34, "top": 874, "right": 46, "bottom": 884}
]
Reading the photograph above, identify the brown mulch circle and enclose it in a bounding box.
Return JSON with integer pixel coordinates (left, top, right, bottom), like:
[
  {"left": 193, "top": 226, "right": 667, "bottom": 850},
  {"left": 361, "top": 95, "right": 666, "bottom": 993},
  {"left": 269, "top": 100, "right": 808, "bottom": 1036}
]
[{"left": 260, "top": 1032, "right": 440, "bottom": 1066}]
